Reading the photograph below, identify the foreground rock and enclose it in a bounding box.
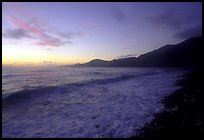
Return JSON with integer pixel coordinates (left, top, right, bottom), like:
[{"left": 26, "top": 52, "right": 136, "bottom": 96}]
[{"left": 134, "top": 69, "right": 203, "bottom": 139}]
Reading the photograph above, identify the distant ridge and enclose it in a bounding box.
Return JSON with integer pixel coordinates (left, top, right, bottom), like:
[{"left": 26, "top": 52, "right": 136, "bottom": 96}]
[{"left": 73, "top": 37, "right": 202, "bottom": 67}]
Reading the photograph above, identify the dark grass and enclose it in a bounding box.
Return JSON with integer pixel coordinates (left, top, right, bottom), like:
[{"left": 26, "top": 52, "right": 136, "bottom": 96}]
[{"left": 132, "top": 69, "right": 203, "bottom": 139}]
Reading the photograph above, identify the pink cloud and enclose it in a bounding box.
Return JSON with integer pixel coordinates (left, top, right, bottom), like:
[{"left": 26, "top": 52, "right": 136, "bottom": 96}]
[
  {"left": 3, "top": 3, "right": 82, "bottom": 48},
  {"left": 4, "top": 14, "right": 65, "bottom": 47},
  {"left": 34, "top": 37, "right": 63, "bottom": 48},
  {"left": 5, "top": 15, "right": 44, "bottom": 35},
  {"left": 4, "top": 2, "right": 48, "bottom": 29},
  {"left": 4, "top": 13, "right": 72, "bottom": 48},
  {"left": 33, "top": 34, "right": 72, "bottom": 48}
]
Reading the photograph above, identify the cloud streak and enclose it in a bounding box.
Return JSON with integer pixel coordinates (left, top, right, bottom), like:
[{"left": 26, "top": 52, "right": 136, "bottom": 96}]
[
  {"left": 3, "top": 28, "right": 32, "bottom": 39},
  {"left": 115, "top": 53, "right": 139, "bottom": 59},
  {"left": 3, "top": 3, "right": 84, "bottom": 48},
  {"left": 42, "top": 61, "right": 56, "bottom": 65},
  {"left": 150, "top": 9, "right": 185, "bottom": 29},
  {"left": 173, "top": 25, "right": 202, "bottom": 39},
  {"left": 5, "top": 14, "right": 44, "bottom": 35},
  {"left": 34, "top": 34, "right": 72, "bottom": 47},
  {"left": 149, "top": 8, "right": 202, "bottom": 39},
  {"left": 54, "top": 30, "right": 84, "bottom": 39}
]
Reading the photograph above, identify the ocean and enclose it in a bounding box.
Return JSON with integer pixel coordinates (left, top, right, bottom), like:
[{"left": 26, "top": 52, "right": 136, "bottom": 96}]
[{"left": 2, "top": 66, "right": 187, "bottom": 138}]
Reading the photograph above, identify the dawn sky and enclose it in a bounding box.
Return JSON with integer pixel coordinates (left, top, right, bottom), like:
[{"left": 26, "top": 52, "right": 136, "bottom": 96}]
[{"left": 2, "top": 2, "right": 202, "bottom": 65}]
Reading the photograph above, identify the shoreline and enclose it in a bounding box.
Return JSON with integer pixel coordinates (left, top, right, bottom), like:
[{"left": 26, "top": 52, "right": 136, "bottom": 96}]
[
  {"left": 2, "top": 69, "right": 183, "bottom": 138},
  {"left": 134, "top": 69, "right": 203, "bottom": 138}
]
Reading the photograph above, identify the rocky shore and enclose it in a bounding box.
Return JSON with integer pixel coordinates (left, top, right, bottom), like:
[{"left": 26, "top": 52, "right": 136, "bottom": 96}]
[{"left": 134, "top": 69, "right": 203, "bottom": 139}]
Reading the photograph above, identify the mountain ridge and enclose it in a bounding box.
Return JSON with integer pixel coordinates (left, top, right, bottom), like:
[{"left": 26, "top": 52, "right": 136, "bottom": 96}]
[{"left": 73, "top": 36, "right": 202, "bottom": 67}]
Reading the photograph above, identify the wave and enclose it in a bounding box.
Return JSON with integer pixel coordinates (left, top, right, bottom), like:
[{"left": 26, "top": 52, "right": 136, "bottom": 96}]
[
  {"left": 29, "top": 69, "right": 54, "bottom": 73},
  {"left": 88, "top": 73, "right": 151, "bottom": 85},
  {"left": 2, "top": 71, "right": 158, "bottom": 103},
  {"left": 2, "top": 74, "right": 21, "bottom": 78}
]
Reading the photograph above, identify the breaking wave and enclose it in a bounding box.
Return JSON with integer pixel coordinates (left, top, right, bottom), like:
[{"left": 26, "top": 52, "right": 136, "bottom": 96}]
[
  {"left": 2, "top": 67, "right": 187, "bottom": 138},
  {"left": 2, "top": 71, "right": 157, "bottom": 102}
]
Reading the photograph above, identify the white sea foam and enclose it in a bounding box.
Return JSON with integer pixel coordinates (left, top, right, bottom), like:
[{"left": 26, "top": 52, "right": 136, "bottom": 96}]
[{"left": 2, "top": 67, "right": 187, "bottom": 138}]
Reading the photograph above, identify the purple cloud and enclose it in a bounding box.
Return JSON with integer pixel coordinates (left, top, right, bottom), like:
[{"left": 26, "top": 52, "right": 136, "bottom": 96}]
[
  {"left": 55, "top": 31, "right": 84, "bottom": 39},
  {"left": 115, "top": 53, "right": 139, "bottom": 59},
  {"left": 3, "top": 3, "right": 84, "bottom": 48},
  {"left": 150, "top": 9, "right": 186, "bottom": 29},
  {"left": 3, "top": 28, "right": 32, "bottom": 39},
  {"left": 33, "top": 33, "right": 72, "bottom": 48},
  {"left": 173, "top": 25, "right": 202, "bottom": 39},
  {"left": 150, "top": 8, "right": 202, "bottom": 39}
]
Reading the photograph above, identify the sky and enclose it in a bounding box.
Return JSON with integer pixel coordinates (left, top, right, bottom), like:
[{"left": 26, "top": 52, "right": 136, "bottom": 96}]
[{"left": 2, "top": 2, "right": 202, "bottom": 65}]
